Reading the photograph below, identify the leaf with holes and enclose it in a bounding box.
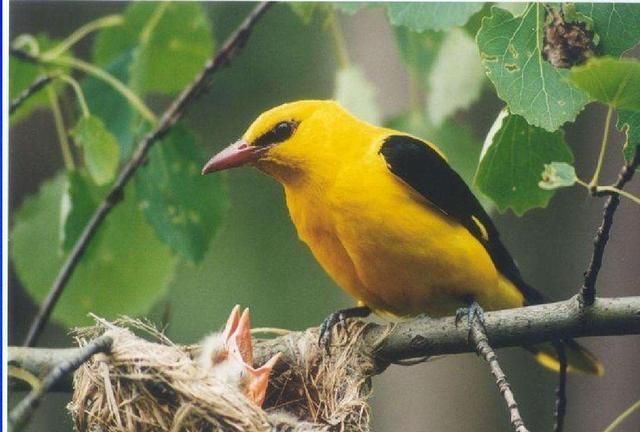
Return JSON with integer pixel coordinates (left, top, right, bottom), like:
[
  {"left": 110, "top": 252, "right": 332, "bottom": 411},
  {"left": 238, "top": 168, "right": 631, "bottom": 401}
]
[
  {"left": 70, "top": 116, "right": 120, "bottom": 186},
  {"left": 334, "top": 65, "right": 381, "bottom": 125},
  {"left": 11, "top": 174, "right": 176, "bottom": 326},
  {"left": 575, "top": 3, "right": 640, "bottom": 57},
  {"left": 387, "top": 2, "right": 484, "bottom": 32},
  {"left": 475, "top": 111, "right": 574, "bottom": 215},
  {"left": 477, "top": 4, "right": 589, "bottom": 131},
  {"left": 569, "top": 57, "right": 640, "bottom": 111},
  {"left": 617, "top": 110, "right": 640, "bottom": 165},
  {"left": 135, "top": 126, "right": 227, "bottom": 263}
]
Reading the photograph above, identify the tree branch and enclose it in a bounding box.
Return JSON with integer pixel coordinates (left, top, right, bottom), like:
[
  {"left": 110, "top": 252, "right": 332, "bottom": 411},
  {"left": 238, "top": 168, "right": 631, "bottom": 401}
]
[
  {"left": 10, "top": 296, "right": 640, "bottom": 394},
  {"left": 8, "top": 335, "right": 113, "bottom": 431},
  {"left": 9, "top": 74, "right": 55, "bottom": 115},
  {"left": 469, "top": 314, "right": 529, "bottom": 432},
  {"left": 21, "top": 1, "right": 274, "bottom": 347},
  {"left": 553, "top": 342, "right": 568, "bottom": 432},
  {"left": 580, "top": 149, "right": 640, "bottom": 306}
]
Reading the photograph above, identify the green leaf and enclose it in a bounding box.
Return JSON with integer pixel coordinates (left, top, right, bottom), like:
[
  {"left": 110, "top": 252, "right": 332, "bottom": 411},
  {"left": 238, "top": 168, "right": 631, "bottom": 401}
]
[
  {"left": 9, "top": 35, "right": 69, "bottom": 125},
  {"left": 617, "top": 110, "right": 640, "bottom": 164},
  {"left": 60, "top": 171, "right": 108, "bottom": 252},
  {"left": 427, "top": 28, "right": 484, "bottom": 127},
  {"left": 575, "top": 3, "right": 640, "bottom": 57},
  {"left": 393, "top": 26, "right": 444, "bottom": 78},
  {"left": 334, "top": 65, "right": 382, "bottom": 125},
  {"left": 387, "top": 2, "right": 484, "bottom": 32},
  {"left": 131, "top": 3, "right": 214, "bottom": 95},
  {"left": 289, "top": 3, "right": 330, "bottom": 23},
  {"left": 477, "top": 5, "right": 589, "bottom": 131},
  {"left": 71, "top": 116, "right": 120, "bottom": 186},
  {"left": 82, "top": 49, "right": 140, "bottom": 160},
  {"left": 538, "top": 162, "right": 577, "bottom": 190},
  {"left": 569, "top": 57, "right": 640, "bottom": 111},
  {"left": 11, "top": 174, "right": 176, "bottom": 326},
  {"left": 135, "top": 126, "right": 227, "bottom": 263},
  {"left": 333, "top": 2, "right": 372, "bottom": 15},
  {"left": 475, "top": 110, "right": 574, "bottom": 215},
  {"left": 93, "top": 3, "right": 154, "bottom": 66},
  {"left": 94, "top": 2, "right": 214, "bottom": 95}
]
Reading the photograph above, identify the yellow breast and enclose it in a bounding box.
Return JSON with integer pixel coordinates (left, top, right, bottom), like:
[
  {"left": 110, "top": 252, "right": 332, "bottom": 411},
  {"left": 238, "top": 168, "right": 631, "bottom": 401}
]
[{"left": 282, "top": 152, "right": 523, "bottom": 318}]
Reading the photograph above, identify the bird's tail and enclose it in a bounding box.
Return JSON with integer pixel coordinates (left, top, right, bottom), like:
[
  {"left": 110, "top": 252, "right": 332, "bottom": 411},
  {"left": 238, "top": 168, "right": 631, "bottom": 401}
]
[{"left": 525, "top": 340, "right": 604, "bottom": 375}]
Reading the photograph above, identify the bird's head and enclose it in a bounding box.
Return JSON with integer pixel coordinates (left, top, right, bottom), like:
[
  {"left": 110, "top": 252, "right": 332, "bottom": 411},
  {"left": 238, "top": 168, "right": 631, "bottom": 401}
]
[{"left": 202, "top": 100, "right": 365, "bottom": 185}]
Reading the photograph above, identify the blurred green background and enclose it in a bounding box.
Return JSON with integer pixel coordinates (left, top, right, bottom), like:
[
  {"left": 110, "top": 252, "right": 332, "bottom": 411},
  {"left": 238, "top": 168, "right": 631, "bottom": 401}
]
[{"left": 8, "top": 2, "right": 640, "bottom": 431}]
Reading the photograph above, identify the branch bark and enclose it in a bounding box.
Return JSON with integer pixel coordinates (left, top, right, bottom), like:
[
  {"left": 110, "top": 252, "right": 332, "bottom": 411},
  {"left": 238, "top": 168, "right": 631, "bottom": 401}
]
[
  {"left": 10, "top": 296, "right": 640, "bottom": 394},
  {"left": 9, "top": 335, "right": 113, "bottom": 431},
  {"left": 19, "top": 1, "right": 274, "bottom": 347},
  {"left": 581, "top": 149, "right": 640, "bottom": 306},
  {"left": 9, "top": 74, "right": 54, "bottom": 114},
  {"left": 469, "top": 316, "right": 529, "bottom": 432}
]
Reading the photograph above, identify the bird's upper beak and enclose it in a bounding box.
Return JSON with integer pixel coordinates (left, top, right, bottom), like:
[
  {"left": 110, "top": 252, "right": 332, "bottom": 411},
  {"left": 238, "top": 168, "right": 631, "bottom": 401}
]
[{"left": 201, "top": 139, "right": 265, "bottom": 175}]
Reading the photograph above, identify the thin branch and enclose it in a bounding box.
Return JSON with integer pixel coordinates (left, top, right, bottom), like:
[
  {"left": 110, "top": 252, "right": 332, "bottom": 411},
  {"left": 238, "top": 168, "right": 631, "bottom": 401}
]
[
  {"left": 553, "top": 342, "right": 567, "bottom": 432},
  {"left": 21, "top": 1, "right": 274, "bottom": 348},
  {"left": 9, "top": 74, "right": 54, "bottom": 115},
  {"left": 12, "top": 296, "right": 640, "bottom": 393},
  {"left": 603, "top": 399, "right": 640, "bottom": 432},
  {"left": 580, "top": 149, "right": 640, "bottom": 306},
  {"left": 8, "top": 335, "right": 113, "bottom": 431},
  {"left": 469, "top": 314, "right": 529, "bottom": 432}
]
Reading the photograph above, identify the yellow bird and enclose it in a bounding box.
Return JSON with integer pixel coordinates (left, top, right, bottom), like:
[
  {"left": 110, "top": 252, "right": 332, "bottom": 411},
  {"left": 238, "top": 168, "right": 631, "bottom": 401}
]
[{"left": 202, "top": 100, "right": 602, "bottom": 375}]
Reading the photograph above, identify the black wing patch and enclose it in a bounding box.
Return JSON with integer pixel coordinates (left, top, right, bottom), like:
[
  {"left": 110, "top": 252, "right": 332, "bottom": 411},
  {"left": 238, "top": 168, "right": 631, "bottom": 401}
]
[{"left": 379, "top": 135, "right": 545, "bottom": 305}]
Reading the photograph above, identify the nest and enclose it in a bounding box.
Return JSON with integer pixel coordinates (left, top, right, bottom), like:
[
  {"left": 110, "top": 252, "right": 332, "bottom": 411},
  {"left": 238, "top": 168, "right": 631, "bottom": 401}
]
[{"left": 69, "top": 317, "right": 378, "bottom": 432}]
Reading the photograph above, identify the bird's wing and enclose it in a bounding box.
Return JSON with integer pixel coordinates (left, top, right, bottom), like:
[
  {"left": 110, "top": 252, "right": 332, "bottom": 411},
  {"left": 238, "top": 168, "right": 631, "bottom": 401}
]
[{"left": 378, "top": 134, "right": 545, "bottom": 305}]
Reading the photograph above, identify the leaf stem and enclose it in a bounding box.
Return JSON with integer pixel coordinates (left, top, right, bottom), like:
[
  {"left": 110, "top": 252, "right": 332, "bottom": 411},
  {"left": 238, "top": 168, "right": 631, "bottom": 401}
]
[
  {"left": 595, "top": 186, "right": 640, "bottom": 205},
  {"left": 589, "top": 105, "right": 614, "bottom": 189},
  {"left": 328, "top": 10, "right": 350, "bottom": 69},
  {"left": 48, "top": 56, "right": 157, "bottom": 123},
  {"left": 12, "top": 34, "right": 40, "bottom": 55},
  {"left": 139, "top": 2, "right": 170, "bottom": 44},
  {"left": 57, "top": 74, "right": 90, "bottom": 118},
  {"left": 41, "top": 14, "right": 124, "bottom": 61},
  {"left": 576, "top": 177, "right": 640, "bottom": 205},
  {"left": 45, "top": 84, "right": 74, "bottom": 170},
  {"left": 603, "top": 399, "right": 640, "bottom": 432}
]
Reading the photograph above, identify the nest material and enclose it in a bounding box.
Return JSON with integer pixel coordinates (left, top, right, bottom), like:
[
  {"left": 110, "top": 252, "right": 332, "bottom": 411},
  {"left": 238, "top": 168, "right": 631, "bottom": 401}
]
[{"left": 69, "top": 317, "right": 377, "bottom": 432}]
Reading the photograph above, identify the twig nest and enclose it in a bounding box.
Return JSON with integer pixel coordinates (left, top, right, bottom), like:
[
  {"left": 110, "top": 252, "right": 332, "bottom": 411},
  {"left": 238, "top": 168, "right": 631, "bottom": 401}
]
[{"left": 69, "top": 316, "right": 377, "bottom": 432}]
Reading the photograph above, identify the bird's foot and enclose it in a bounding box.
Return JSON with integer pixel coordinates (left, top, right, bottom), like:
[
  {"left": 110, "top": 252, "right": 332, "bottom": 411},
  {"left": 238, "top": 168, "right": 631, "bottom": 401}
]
[
  {"left": 455, "top": 300, "right": 486, "bottom": 344},
  {"left": 318, "top": 306, "right": 371, "bottom": 351}
]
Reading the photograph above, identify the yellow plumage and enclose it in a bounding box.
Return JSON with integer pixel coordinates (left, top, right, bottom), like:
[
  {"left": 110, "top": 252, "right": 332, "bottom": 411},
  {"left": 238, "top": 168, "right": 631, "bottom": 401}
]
[{"left": 203, "top": 100, "right": 602, "bottom": 375}]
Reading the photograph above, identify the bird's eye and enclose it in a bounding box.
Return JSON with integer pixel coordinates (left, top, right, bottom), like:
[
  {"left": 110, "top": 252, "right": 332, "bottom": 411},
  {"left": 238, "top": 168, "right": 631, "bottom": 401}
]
[
  {"left": 274, "top": 122, "right": 294, "bottom": 141},
  {"left": 254, "top": 120, "right": 298, "bottom": 147}
]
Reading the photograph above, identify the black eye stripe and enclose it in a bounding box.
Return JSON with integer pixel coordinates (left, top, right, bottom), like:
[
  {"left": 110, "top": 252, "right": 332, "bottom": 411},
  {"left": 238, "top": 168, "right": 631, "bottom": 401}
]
[{"left": 254, "top": 120, "right": 298, "bottom": 147}]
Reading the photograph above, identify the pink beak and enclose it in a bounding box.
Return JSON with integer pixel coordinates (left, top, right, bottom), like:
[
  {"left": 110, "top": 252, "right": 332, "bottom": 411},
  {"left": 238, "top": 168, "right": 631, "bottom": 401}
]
[{"left": 201, "top": 140, "right": 264, "bottom": 174}]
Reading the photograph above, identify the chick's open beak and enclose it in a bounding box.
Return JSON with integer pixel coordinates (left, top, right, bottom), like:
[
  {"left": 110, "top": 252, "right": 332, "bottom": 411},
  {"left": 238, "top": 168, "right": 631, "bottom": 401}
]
[{"left": 201, "top": 140, "right": 264, "bottom": 174}]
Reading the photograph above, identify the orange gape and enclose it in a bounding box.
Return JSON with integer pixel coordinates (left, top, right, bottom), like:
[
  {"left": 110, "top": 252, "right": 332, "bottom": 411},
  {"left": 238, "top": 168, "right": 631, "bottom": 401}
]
[{"left": 202, "top": 100, "right": 603, "bottom": 375}]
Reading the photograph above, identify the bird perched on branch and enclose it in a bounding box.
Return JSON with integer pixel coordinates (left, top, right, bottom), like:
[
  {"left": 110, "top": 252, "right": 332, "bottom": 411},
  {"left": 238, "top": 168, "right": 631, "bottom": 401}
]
[{"left": 202, "top": 100, "right": 603, "bottom": 375}]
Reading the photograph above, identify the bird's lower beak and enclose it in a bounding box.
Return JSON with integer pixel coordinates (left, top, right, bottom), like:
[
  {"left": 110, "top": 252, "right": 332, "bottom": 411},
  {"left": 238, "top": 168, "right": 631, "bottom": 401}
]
[{"left": 201, "top": 140, "right": 264, "bottom": 174}]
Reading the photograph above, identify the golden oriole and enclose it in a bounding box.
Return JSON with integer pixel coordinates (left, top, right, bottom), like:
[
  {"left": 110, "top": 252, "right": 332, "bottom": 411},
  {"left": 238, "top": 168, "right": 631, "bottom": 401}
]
[{"left": 202, "top": 100, "right": 603, "bottom": 375}]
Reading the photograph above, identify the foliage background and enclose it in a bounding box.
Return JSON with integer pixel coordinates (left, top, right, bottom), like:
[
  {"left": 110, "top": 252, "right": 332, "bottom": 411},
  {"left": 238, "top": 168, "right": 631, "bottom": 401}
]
[{"left": 8, "top": 2, "right": 640, "bottom": 431}]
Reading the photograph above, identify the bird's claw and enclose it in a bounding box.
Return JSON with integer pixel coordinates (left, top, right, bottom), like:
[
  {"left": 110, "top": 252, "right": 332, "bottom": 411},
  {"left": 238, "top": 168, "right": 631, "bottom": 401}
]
[
  {"left": 455, "top": 300, "right": 486, "bottom": 344},
  {"left": 318, "top": 306, "right": 371, "bottom": 352}
]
